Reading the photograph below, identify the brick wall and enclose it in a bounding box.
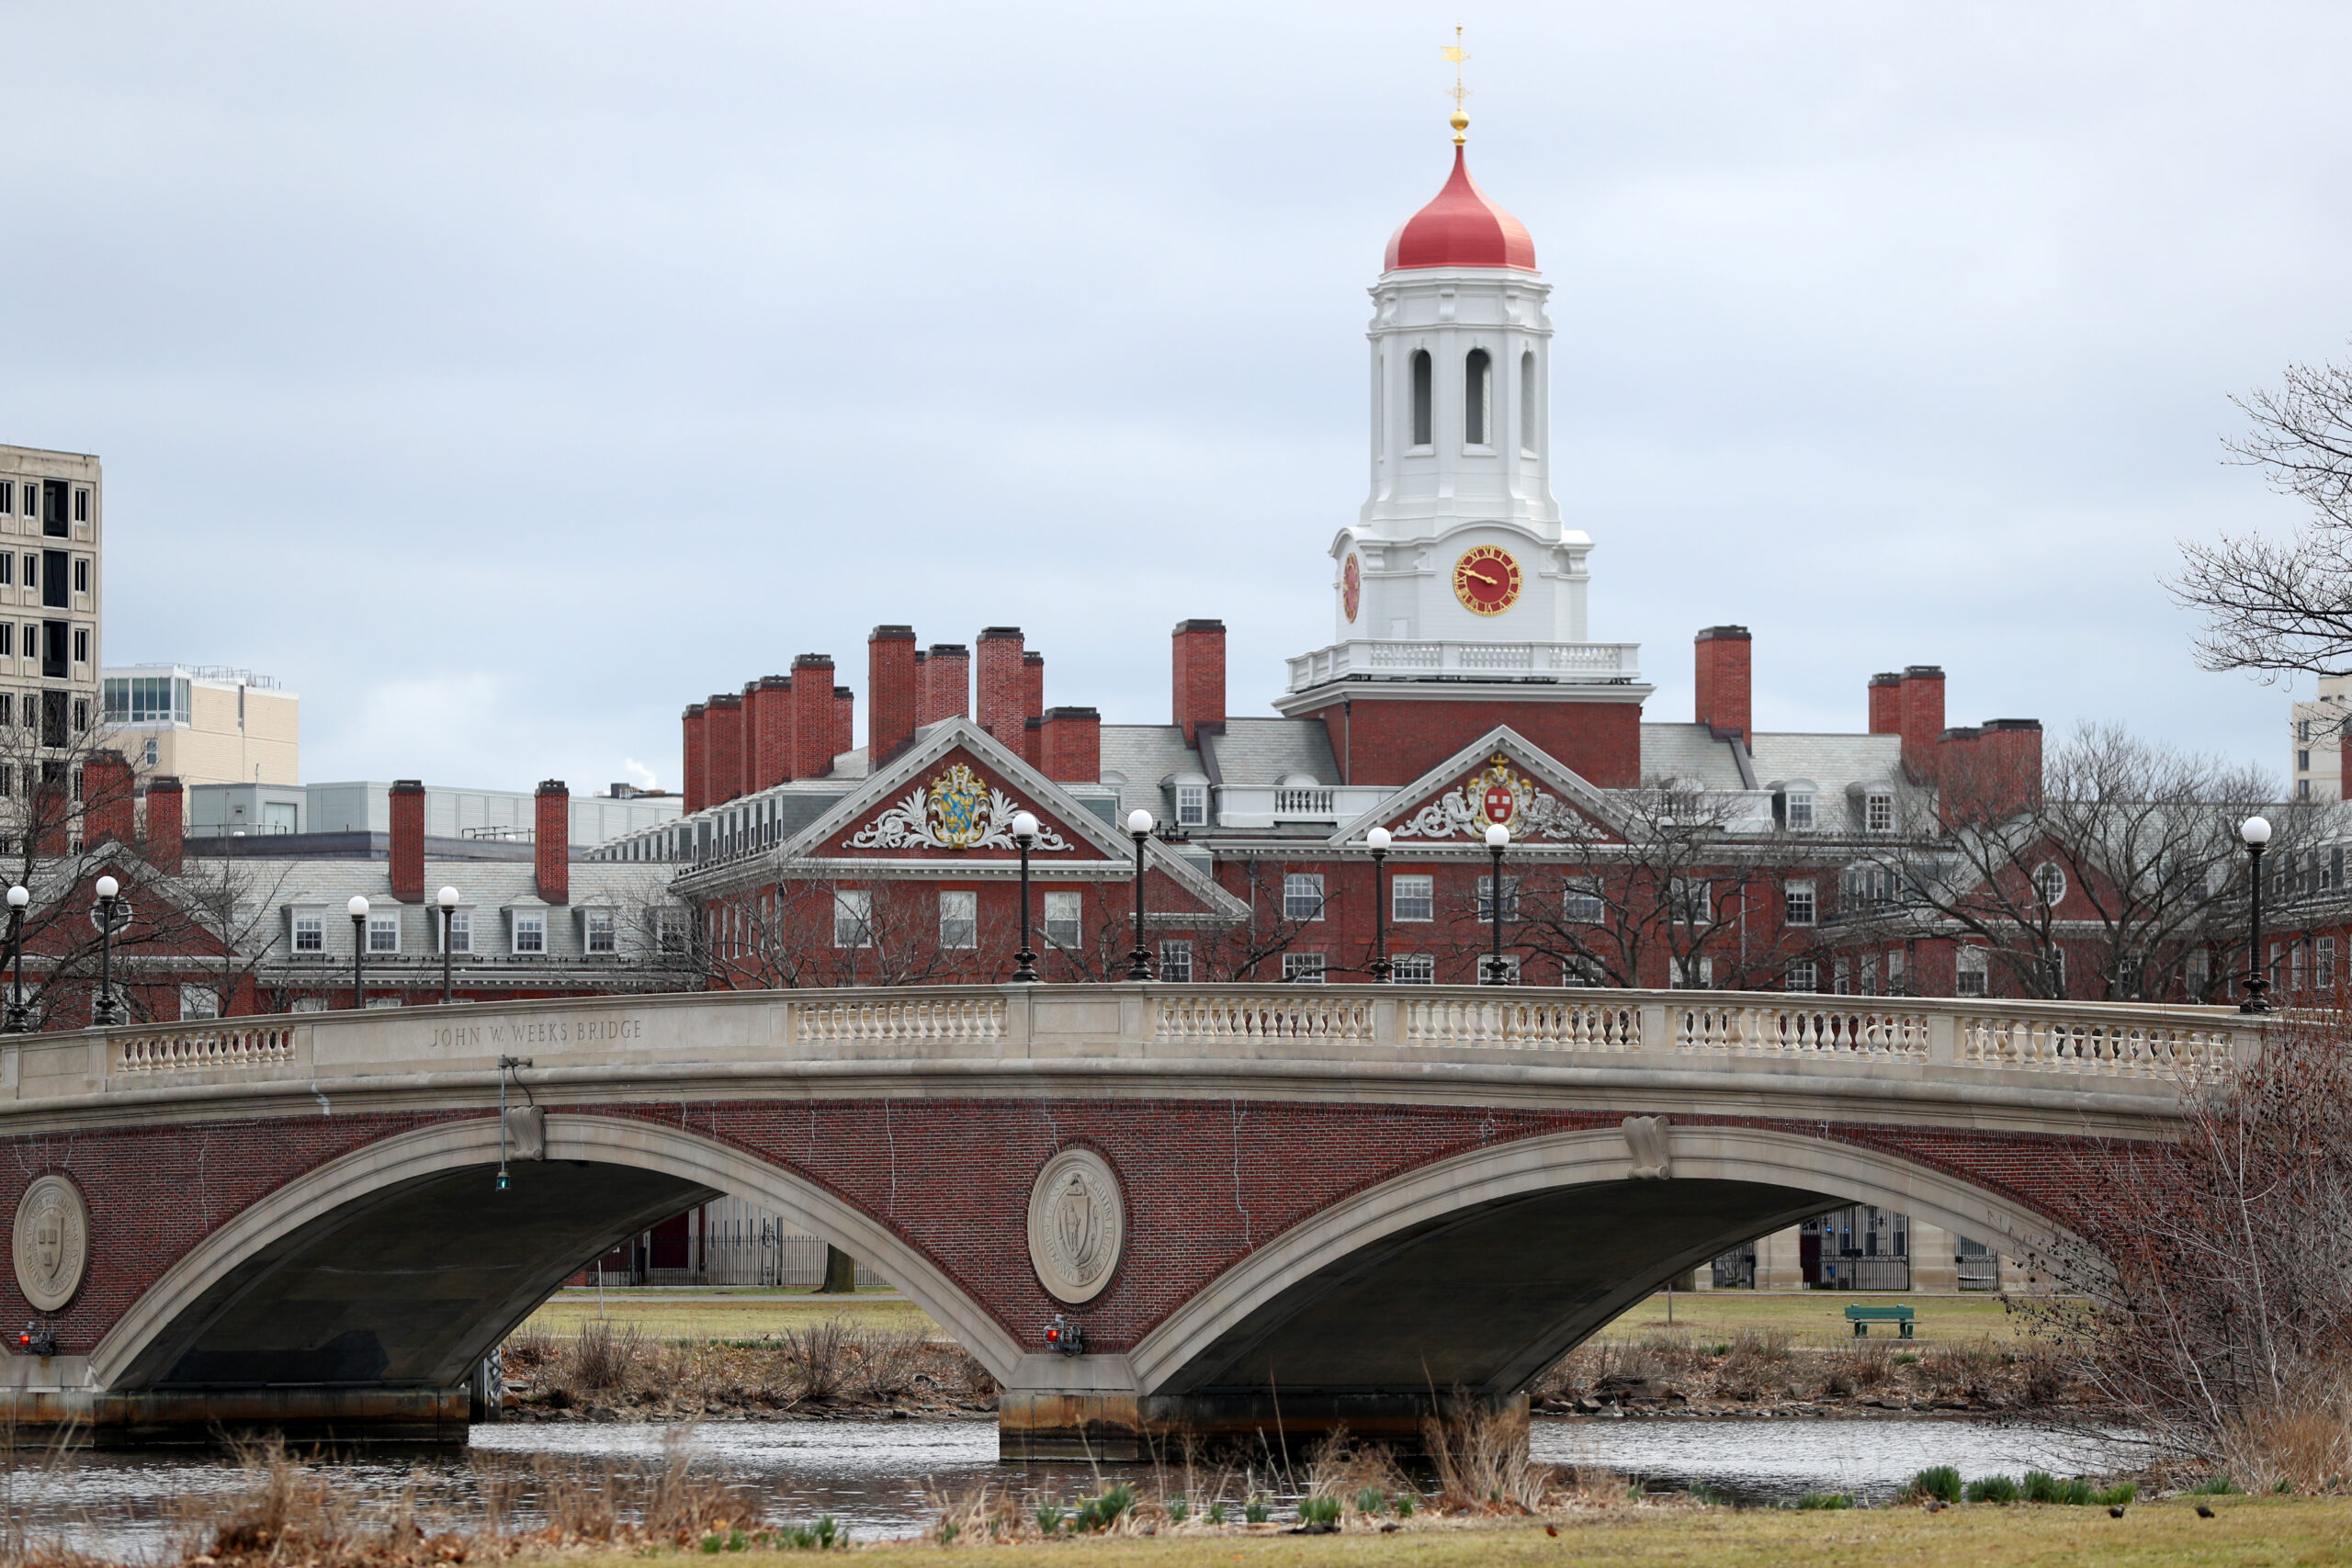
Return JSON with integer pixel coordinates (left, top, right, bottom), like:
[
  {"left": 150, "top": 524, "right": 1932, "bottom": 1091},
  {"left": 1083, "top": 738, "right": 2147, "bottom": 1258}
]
[
  {"left": 868, "top": 626, "right": 918, "bottom": 765},
  {"left": 1692, "top": 626, "right": 1751, "bottom": 739},
  {"left": 1171, "top": 619, "right": 1226, "bottom": 745},
  {"left": 682, "top": 705, "right": 708, "bottom": 815},
  {"left": 706, "top": 695, "right": 744, "bottom": 809},
  {"left": 920, "top": 644, "right": 970, "bottom": 728},
  {"left": 1307, "top": 697, "right": 1645, "bottom": 789},
  {"left": 389, "top": 779, "right": 425, "bottom": 904},
  {"left": 535, "top": 781, "right": 569, "bottom": 904},
  {"left": 791, "top": 656, "right": 835, "bottom": 780},
  {"left": 977, "top": 628, "right": 1025, "bottom": 749}
]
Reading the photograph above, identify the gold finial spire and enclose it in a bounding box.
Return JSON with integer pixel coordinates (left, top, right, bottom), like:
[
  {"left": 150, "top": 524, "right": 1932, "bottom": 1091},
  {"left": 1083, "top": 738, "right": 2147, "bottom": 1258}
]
[{"left": 1441, "top": 26, "right": 1471, "bottom": 143}]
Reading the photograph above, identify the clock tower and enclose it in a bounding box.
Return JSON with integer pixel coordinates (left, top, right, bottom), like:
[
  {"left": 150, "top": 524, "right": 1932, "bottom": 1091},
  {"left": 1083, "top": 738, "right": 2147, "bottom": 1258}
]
[{"left": 1275, "top": 115, "right": 1652, "bottom": 787}]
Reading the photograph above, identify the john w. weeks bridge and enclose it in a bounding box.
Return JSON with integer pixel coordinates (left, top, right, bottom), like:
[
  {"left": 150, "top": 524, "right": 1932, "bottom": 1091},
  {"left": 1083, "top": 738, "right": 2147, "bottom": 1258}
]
[{"left": 0, "top": 986, "right": 2248, "bottom": 1455}]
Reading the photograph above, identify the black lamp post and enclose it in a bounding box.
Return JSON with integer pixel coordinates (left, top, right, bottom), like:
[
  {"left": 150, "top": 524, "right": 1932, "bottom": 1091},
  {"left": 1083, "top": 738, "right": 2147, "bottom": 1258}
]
[
  {"left": 3, "top": 885, "right": 28, "bottom": 1032},
  {"left": 1011, "top": 811, "right": 1040, "bottom": 982},
  {"left": 1367, "top": 827, "right": 1393, "bottom": 981},
  {"left": 347, "top": 895, "right": 369, "bottom": 1010},
  {"left": 437, "top": 885, "right": 460, "bottom": 1005},
  {"left": 1484, "top": 822, "right": 1510, "bottom": 986},
  {"left": 2240, "top": 815, "right": 2272, "bottom": 1014},
  {"left": 90, "top": 874, "right": 127, "bottom": 1026},
  {"left": 1125, "top": 808, "right": 1155, "bottom": 981}
]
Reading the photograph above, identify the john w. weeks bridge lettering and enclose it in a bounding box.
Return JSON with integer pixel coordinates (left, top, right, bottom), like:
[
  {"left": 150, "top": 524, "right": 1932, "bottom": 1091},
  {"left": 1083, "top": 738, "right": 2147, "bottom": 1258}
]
[{"left": 0, "top": 986, "right": 2248, "bottom": 1455}]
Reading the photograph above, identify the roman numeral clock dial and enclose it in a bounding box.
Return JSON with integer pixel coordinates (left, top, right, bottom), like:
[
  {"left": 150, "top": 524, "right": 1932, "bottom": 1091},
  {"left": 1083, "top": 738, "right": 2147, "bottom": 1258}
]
[{"left": 1452, "top": 545, "right": 1521, "bottom": 616}]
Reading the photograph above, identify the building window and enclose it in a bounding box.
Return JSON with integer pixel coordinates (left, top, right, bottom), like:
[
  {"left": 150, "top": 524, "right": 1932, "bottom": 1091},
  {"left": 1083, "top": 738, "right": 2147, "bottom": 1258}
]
[
  {"left": 1784, "top": 791, "right": 1815, "bottom": 830},
  {"left": 2290, "top": 941, "right": 2307, "bottom": 993},
  {"left": 1560, "top": 955, "right": 1605, "bottom": 987},
  {"left": 40, "top": 550, "right": 65, "bottom": 608},
  {"left": 1671, "top": 877, "right": 1713, "bottom": 925},
  {"left": 179, "top": 984, "right": 220, "bottom": 1021},
  {"left": 72, "top": 558, "right": 86, "bottom": 594},
  {"left": 1283, "top": 873, "right": 1325, "bottom": 920},
  {"left": 1409, "top": 350, "right": 1432, "bottom": 446},
  {"left": 2300, "top": 749, "right": 2312, "bottom": 773},
  {"left": 17, "top": 555, "right": 30, "bottom": 591},
  {"left": 40, "top": 481, "right": 65, "bottom": 536},
  {"left": 1520, "top": 351, "right": 1537, "bottom": 455},
  {"left": 1564, "top": 879, "right": 1604, "bottom": 923},
  {"left": 1282, "top": 951, "right": 1327, "bottom": 984},
  {"left": 43, "top": 622, "right": 67, "bottom": 680},
  {"left": 1784, "top": 880, "right": 1815, "bottom": 927},
  {"left": 292, "top": 911, "right": 324, "bottom": 953},
  {"left": 1392, "top": 874, "right": 1433, "bottom": 921},
  {"left": 1833, "top": 956, "right": 1851, "bottom": 994},
  {"left": 513, "top": 910, "right": 548, "bottom": 954},
  {"left": 1158, "top": 938, "right": 1193, "bottom": 981},
  {"left": 2301, "top": 718, "right": 2313, "bottom": 741},
  {"left": 1475, "top": 874, "right": 1520, "bottom": 920},
  {"left": 444, "top": 910, "right": 473, "bottom": 954},
  {"left": 831, "top": 890, "right": 872, "bottom": 949},
  {"left": 1886, "top": 946, "right": 1906, "bottom": 992},
  {"left": 1392, "top": 953, "right": 1436, "bottom": 984},
  {"left": 142, "top": 738, "right": 157, "bottom": 768},
  {"left": 2032, "top": 861, "right": 2066, "bottom": 908},
  {"left": 0, "top": 555, "right": 10, "bottom": 587},
  {"left": 2301, "top": 779, "right": 2314, "bottom": 801},
  {"left": 938, "top": 890, "right": 977, "bottom": 949},
  {"left": 72, "top": 488, "right": 87, "bottom": 523},
  {"left": 72, "top": 628, "right": 86, "bottom": 666},
  {"left": 2186, "top": 946, "right": 2210, "bottom": 998},
  {"left": 1464, "top": 348, "right": 1491, "bottom": 445},
  {"left": 367, "top": 911, "right": 400, "bottom": 953},
  {"left": 1785, "top": 959, "right": 1818, "bottom": 992},
  {"left": 1175, "top": 783, "right": 1208, "bottom": 827},
  {"left": 0, "top": 482, "right": 8, "bottom": 514},
  {"left": 290, "top": 996, "right": 329, "bottom": 1012},
  {"left": 2320, "top": 935, "right": 2336, "bottom": 990},
  {"left": 1865, "top": 791, "right": 1894, "bottom": 833},
  {"left": 1043, "top": 890, "right": 1081, "bottom": 949},
  {"left": 584, "top": 909, "right": 616, "bottom": 954},
  {"left": 1671, "top": 954, "right": 1714, "bottom": 989},
  {"left": 650, "top": 908, "right": 685, "bottom": 954}
]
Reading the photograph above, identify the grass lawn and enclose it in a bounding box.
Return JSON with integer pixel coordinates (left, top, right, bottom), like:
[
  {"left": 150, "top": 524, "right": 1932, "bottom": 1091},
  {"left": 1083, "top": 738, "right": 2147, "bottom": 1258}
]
[
  {"left": 1595, "top": 1290, "right": 2034, "bottom": 1348},
  {"left": 569, "top": 1498, "right": 2352, "bottom": 1567}
]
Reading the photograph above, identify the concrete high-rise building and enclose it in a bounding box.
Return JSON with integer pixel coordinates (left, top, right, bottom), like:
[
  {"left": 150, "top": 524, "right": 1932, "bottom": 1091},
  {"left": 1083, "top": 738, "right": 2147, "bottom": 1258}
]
[
  {"left": 0, "top": 444, "right": 104, "bottom": 806},
  {"left": 101, "top": 663, "right": 300, "bottom": 786},
  {"left": 2290, "top": 675, "right": 2348, "bottom": 802}
]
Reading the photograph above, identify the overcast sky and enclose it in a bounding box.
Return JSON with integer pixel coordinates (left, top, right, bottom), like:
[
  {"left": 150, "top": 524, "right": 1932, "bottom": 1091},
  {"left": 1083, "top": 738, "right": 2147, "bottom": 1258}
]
[{"left": 6, "top": 3, "right": 2346, "bottom": 795}]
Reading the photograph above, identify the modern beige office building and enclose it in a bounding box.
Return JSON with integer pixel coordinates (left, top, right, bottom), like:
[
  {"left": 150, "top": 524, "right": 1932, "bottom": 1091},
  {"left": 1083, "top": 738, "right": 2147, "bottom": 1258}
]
[
  {"left": 101, "top": 664, "right": 299, "bottom": 786},
  {"left": 0, "top": 444, "right": 103, "bottom": 759}
]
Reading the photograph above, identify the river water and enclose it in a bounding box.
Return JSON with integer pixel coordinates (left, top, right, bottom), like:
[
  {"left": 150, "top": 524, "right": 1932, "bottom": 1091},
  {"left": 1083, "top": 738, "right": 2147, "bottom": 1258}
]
[{"left": 9, "top": 1416, "right": 2145, "bottom": 1560}]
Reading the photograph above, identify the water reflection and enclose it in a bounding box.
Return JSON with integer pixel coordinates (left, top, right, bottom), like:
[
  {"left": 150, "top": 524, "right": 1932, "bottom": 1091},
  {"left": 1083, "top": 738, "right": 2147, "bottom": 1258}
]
[{"left": 13, "top": 1415, "right": 2143, "bottom": 1560}]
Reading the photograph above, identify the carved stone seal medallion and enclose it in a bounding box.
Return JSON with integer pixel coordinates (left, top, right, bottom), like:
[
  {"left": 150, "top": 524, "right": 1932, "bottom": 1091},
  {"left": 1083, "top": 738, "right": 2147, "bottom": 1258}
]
[
  {"left": 1026, "top": 1147, "right": 1124, "bottom": 1305},
  {"left": 13, "top": 1174, "right": 89, "bottom": 1313}
]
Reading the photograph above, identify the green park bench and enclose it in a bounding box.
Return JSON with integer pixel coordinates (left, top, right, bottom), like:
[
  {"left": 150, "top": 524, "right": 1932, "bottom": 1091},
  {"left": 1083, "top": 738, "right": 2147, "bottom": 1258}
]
[{"left": 1844, "top": 1304, "right": 1915, "bottom": 1338}]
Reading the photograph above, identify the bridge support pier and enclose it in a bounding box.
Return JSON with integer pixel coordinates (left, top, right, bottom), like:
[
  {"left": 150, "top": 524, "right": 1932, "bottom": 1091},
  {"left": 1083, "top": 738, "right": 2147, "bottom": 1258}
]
[{"left": 0, "top": 1383, "right": 469, "bottom": 1447}]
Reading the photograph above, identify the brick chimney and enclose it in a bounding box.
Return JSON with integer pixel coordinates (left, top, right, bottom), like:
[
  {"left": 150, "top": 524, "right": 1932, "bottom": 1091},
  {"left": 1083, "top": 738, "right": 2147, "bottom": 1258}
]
[
  {"left": 145, "top": 775, "right": 183, "bottom": 875},
  {"left": 976, "top": 627, "right": 1025, "bottom": 748},
  {"left": 390, "top": 779, "right": 425, "bottom": 903},
  {"left": 1867, "top": 673, "right": 1903, "bottom": 737},
  {"left": 867, "top": 625, "right": 919, "bottom": 764},
  {"left": 707, "top": 694, "right": 745, "bottom": 807},
  {"left": 1953, "top": 718, "right": 2044, "bottom": 818},
  {"left": 1692, "top": 626, "right": 1752, "bottom": 739},
  {"left": 1171, "top": 619, "right": 1227, "bottom": 746},
  {"left": 742, "top": 675, "right": 792, "bottom": 792},
  {"left": 682, "top": 703, "right": 708, "bottom": 814},
  {"left": 1899, "top": 665, "right": 1946, "bottom": 771},
  {"left": 831, "top": 684, "right": 855, "bottom": 766},
  {"left": 920, "top": 643, "right": 970, "bottom": 727},
  {"left": 83, "top": 750, "right": 134, "bottom": 848},
  {"left": 1021, "top": 654, "right": 1046, "bottom": 766},
  {"left": 791, "top": 655, "right": 836, "bottom": 779},
  {"left": 1038, "top": 707, "right": 1101, "bottom": 783},
  {"left": 535, "top": 781, "right": 569, "bottom": 905}
]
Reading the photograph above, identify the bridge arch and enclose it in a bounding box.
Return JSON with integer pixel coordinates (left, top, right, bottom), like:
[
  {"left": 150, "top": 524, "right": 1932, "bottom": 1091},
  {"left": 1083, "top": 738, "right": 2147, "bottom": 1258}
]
[
  {"left": 91, "top": 1113, "right": 1023, "bottom": 1393},
  {"left": 1128, "top": 1122, "right": 2076, "bottom": 1402}
]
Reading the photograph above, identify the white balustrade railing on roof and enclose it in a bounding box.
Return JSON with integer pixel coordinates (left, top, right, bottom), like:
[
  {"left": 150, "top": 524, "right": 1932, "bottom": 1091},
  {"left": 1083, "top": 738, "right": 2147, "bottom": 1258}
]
[
  {"left": 1286, "top": 638, "right": 1645, "bottom": 693},
  {"left": 0, "top": 986, "right": 2263, "bottom": 1111}
]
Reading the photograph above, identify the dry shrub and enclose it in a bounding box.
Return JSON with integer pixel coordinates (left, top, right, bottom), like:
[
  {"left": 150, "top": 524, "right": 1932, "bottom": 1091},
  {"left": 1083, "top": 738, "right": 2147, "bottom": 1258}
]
[
  {"left": 779, "top": 1319, "right": 851, "bottom": 1403},
  {"left": 1923, "top": 1338, "right": 1996, "bottom": 1401},
  {"left": 1421, "top": 1401, "right": 1546, "bottom": 1513},
  {"left": 509, "top": 1433, "right": 754, "bottom": 1546},
  {"left": 2220, "top": 1376, "right": 2352, "bottom": 1496},
  {"left": 1304, "top": 1427, "right": 1412, "bottom": 1515},
  {"left": 1842, "top": 1339, "right": 1894, "bottom": 1389},
  {"left": 849, "top": 1328, "right": 930, "bottom": 1401},
  {"left": 567, "top": 1319, "right": 644, "bottom": 1393},
  {"left": 500, "top": 1325, "right": 558, "bottom": 1374},
  {"left": 185, "top": 1437, "right": 469, "bottom": 1568}
]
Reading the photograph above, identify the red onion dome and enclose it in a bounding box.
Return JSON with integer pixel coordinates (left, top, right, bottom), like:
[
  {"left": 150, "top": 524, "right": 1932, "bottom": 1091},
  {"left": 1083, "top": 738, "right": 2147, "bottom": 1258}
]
[{"left": 1382, "top": 146, "right": 1537, "bottom": 273}]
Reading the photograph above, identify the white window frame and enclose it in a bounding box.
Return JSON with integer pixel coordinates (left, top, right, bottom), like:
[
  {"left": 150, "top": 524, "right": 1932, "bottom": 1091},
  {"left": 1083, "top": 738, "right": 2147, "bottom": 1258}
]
[
  {"left": 1784, "top": 959, "right": 1818, "bottom": 993},
  {"left": 832, "top": 889, "right": 874, "bottom": 950},
  {"left": 1955, "top": 945, "right": 1988, "bottom": 997},
  {"left": 1564, "top": 879, "right": 1604, "bottom": 924},
  {"left": 582, "top": 907, "right": 618, "bottom": 955},
  {"left": 2321, "top": 934, "right": 2336, "bottom": 990},
  {"left": 1158, "top": 938, "right": 1193, "bottom": 982},
  {"left": 1671, "top": 877, "right": 1713, "bottom": 926},
  {"left": 439, "top": 907, "right": 474, "bottom": 954},
  {"left": 1174, "top": 783, "right": 1209, "bottom": 829},
  {"left": 1784, "top": 791, "right": 1815, "bottom": 831},
  {"left": 2032, "top": 861, "right": 2066, "bottom": 908},
  {"left": 1392, "top": 953, "right": 1436, "bottom": 985},
  {"left": 179, "top": 983, "right": 220, "bottom": 1021},
  {"left": 1670, "top": 954, "right": 1714, "bottom": 989},
  {"left": 290, "top": 907, "right": 325, "bottom": 953},
  {"left": 1560, "top": 955, "right": 1605, "bottom": 987},
  {"left": 1043, "top": 890, "right": 1081, "bottom": 950},
  {"left": 1283, "top": 873, "right": 1326, "bottom": 921},
  {"left": 511, "top": 908, "right": 548, "bottom": 955},
  {"left": 938, "top": 889, "right": 977, "bottom": 950},
  {"left": 367, "top": 909, "right": 401, "bottom": 955},
  {"left": 1783, "top": 880, "right": 1815, "bottom": 927},
  {"left": 1475, "top": 874, "right": 1520, "bottom": 921},
  {"left": 1865, "top": 791, "right": 1894, "bottom": 833},
  {"left": 1282, "top": 950, "right": 1327, "bottom": 984},
  {"left": 1392, "top": 874, "right": 1434, "bottom": 922}
]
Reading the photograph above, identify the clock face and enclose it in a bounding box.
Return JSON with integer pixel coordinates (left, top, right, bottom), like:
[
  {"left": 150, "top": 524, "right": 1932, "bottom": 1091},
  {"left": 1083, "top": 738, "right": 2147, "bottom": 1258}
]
[
  {"left": 1342, "top": 554, "right": 1362, "bottom": 623},
  {"left": 1452, "top": 545, "right": 1522, "bottom": 616}
]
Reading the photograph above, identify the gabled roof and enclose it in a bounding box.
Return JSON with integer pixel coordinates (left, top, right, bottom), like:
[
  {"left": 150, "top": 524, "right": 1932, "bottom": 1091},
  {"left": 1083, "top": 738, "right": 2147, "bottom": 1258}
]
[{"left": 1330, "top": 727, "right": 1627, "bottom": 848}]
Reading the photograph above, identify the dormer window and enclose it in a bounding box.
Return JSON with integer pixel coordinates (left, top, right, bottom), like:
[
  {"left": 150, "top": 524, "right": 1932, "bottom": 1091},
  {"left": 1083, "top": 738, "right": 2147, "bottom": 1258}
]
[
  {"left": 1464, "top": 348, "right": 1491, "bottom": 446},
  {"left": 1866, "top": 791, "right": 1894, "bottom": 833},
  {"left": 1783, "top": 791, "right": 1815, "bottom": 830},
  {"left": 1409, "top": 350, "right": 1432, "bottom": 446},
  {"left": 1170, "top": 773, "right": 1210, "bottom": 828}
]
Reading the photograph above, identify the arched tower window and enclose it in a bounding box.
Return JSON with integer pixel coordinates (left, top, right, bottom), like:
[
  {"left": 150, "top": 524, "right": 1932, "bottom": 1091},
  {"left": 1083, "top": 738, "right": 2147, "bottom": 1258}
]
[
  {"left": 1520, "top": 351, "right": 1538, "bottom": 455},
  {"left": 1410, "top": 351, "right": 1432, "bottom": 446},
  {"left": 1464, "top": 349, "right": 1491, "bottom": 446}
]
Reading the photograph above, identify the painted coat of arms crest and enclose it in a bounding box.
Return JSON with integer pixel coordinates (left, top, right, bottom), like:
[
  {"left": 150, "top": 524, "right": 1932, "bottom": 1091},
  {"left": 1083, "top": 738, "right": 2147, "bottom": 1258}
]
[
  {"left": 1026, "top": 1147, "right": 1125, "bottom": 1304},
  {"left": 12, "top": 1174, "right": 89, "bottom": 1314},
  {"left": 845, "top": 762, "right": 1070, "bottom": 852},
  {"left": 1390, "top": 754, "right": 1601, "bottom": 842}
]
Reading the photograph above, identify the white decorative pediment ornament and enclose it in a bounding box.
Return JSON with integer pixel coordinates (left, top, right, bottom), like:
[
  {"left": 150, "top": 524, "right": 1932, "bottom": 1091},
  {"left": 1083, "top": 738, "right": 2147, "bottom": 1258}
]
[
  {"left": 1623, "top": 1115, "right": 1671, "bottom": 1179},
  {"left": 1390, "top": 754, "right": 1602, "bottom": 843},
  {"left": 1026, "top": 1146, "right": 1125, "bottom": 1305},
  {"left": 844, "top": 762, "right": 1072, "bottom": 852},
  {"left": 13, "top": 1173, "right": 89, "bottom": 1314}
]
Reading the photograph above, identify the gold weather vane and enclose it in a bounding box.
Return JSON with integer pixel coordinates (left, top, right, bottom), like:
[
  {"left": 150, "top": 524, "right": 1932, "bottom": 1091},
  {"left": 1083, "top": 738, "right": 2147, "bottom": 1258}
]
[{"left": 1442, "top": 26, "right": 1471, "bottom": 144}]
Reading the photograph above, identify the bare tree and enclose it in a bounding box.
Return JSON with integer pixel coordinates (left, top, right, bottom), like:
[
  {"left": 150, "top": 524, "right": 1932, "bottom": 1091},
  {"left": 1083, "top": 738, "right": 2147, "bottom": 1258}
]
[
  {"left": 2171, "top": 343, "right": 2352, "bottom": 687},
  {"left": 173, "top": 855, "right": 301, "bottom": 1018},
  {"left": 698, "top": 879, "right": 1001, "bottom": 989}
]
